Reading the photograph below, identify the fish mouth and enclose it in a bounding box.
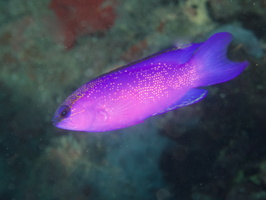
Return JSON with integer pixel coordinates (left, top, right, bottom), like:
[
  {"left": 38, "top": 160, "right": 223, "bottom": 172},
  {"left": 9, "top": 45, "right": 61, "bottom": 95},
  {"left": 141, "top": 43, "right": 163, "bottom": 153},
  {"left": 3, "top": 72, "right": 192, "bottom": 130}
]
[
  {"left": 52, "top": 117, "right": 62, "bottom": 127},
  {"left": 52, "top": 119, "right": 67, "bottom": 129},
  {"left": 52, "top": 120, "right": 58, "bottom": 127},
  {"left": 52, "top": 117, "right": 76, "bottom": 130}
]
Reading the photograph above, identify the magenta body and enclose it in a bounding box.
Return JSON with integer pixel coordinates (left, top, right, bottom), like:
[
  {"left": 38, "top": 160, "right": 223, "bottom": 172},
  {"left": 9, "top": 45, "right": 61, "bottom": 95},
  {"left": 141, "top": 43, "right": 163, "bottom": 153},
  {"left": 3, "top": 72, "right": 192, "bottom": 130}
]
[{"left": 53, "top": 32, "right": 248, "bottom": 132}]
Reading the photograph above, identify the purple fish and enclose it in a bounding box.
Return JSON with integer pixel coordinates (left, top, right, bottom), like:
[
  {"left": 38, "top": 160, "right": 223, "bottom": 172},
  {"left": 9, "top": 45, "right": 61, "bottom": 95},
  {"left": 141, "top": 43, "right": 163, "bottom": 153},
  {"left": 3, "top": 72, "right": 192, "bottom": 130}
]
[{"left": 53, "top": 32, "right": 248, "bottom": 132}]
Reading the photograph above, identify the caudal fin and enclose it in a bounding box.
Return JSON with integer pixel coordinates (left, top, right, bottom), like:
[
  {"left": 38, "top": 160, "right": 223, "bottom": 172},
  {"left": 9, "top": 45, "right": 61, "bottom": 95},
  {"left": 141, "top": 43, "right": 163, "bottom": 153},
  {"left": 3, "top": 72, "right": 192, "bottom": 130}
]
[{"left": 190, "top": 32, "right": 249, "bottom": 87}]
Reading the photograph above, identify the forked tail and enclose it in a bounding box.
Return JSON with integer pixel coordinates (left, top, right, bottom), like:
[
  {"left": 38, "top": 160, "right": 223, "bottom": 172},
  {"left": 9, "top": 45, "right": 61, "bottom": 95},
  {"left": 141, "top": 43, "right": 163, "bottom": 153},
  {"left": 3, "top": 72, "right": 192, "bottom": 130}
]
[{"left": 189, "top": 32, "right": 249, "bottom": 87}]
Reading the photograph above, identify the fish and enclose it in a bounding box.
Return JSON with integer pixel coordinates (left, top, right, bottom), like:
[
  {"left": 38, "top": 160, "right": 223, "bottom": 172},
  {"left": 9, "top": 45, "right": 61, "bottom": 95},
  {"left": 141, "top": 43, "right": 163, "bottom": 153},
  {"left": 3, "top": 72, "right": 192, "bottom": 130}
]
[{"left": 52, "top": 32, "right": 249, "bottom": 132}]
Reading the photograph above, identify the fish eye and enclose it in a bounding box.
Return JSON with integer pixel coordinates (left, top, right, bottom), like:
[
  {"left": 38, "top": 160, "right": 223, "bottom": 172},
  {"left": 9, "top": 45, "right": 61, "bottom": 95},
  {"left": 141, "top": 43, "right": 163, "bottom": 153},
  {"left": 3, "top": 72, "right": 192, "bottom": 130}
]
[{"left": 59, "top": 105, "right": 71, "bottom": 118}]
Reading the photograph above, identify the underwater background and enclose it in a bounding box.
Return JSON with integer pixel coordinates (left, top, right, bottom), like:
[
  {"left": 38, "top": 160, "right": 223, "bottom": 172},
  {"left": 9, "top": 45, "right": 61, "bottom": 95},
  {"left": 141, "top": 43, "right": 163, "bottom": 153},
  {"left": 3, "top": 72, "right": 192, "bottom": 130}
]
[{"left": 0, "top": 0, "right": 266, "bottom": 199}]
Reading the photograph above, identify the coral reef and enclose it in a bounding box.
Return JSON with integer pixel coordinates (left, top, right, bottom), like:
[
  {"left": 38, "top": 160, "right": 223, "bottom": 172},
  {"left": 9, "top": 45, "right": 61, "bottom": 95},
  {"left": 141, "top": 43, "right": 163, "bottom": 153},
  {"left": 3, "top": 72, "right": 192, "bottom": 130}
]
[
  {"left": 211, "top": 24, "right": 263, "bottom": 58},
  {"left": 19, "top": 124, "right": 168, "bottom": 200},
  {"left": 208, "top": 0, "right": 266, "bottom": 38},
  {"left": 49, "top": 0, "right": 117, "bottom": 48},
  {"left": 0, "top": 0, "right": 266, "bottom": 200}
]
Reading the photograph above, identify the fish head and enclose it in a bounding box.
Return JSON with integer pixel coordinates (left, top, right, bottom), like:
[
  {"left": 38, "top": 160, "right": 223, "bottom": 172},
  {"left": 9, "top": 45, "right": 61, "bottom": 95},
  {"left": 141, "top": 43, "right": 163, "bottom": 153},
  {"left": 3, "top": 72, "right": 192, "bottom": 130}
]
[{"left": 52, "top": 96, "right": 96, "bottom": 132}]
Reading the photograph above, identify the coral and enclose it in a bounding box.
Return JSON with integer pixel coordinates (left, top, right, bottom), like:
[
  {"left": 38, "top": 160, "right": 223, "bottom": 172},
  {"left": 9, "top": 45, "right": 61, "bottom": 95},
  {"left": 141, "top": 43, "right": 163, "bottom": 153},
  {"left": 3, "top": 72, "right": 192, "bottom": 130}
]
[
  {"left": 49, "top": 0, "right": 117, "bottom": 48},
  {"left": 208, "top": 0, "right": 266, "bottom": 38},
  {"left": 121, "top": 39, "right": 147, "bottom": 62},
  {"left": 211, "top": 24, "right": 263, "bottom": 58},
  {"left": 20, "top": 123, "right": 168, "bottom": 200},
  {"left": 183, "top": 0, "right": 212, "bottom": 26},
  {"left": 1, "top": 0, "right": 266, "bottom": 200}
]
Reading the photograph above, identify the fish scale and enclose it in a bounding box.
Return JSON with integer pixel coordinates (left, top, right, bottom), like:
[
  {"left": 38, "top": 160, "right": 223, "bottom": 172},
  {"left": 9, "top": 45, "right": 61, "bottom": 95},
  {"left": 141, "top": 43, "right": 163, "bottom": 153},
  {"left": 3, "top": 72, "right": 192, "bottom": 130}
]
[{"left": 53, "top": 32, "right": 248, "bottom": 132}]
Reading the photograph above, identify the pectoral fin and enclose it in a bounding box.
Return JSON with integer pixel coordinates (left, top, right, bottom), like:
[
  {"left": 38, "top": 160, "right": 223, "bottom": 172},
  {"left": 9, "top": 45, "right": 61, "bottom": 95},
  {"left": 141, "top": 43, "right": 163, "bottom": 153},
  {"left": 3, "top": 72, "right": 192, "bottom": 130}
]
[{"left": 154, "top": 88, "right": 208, "bottom": 115}]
